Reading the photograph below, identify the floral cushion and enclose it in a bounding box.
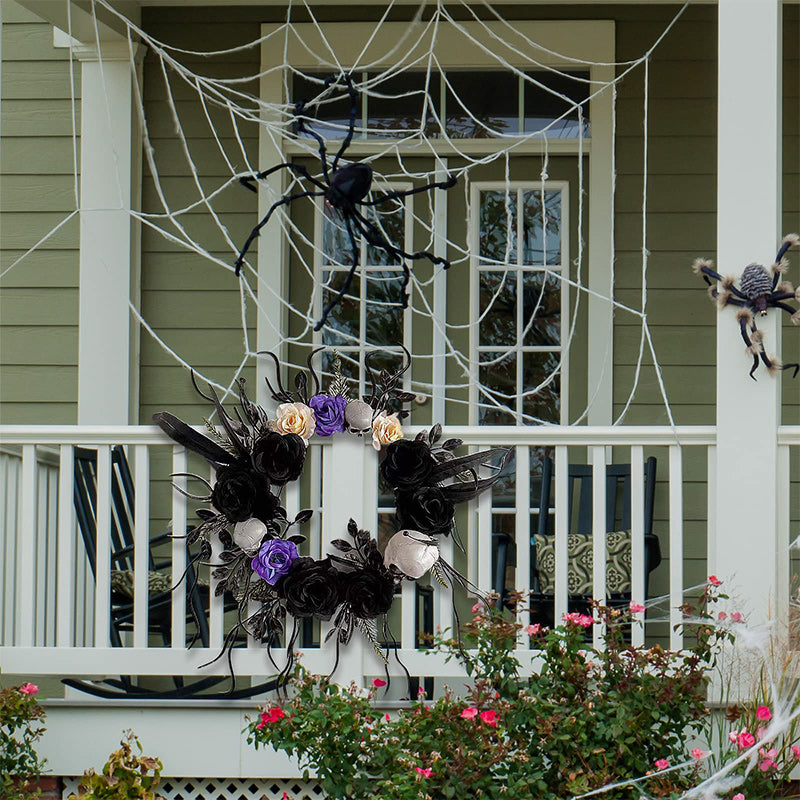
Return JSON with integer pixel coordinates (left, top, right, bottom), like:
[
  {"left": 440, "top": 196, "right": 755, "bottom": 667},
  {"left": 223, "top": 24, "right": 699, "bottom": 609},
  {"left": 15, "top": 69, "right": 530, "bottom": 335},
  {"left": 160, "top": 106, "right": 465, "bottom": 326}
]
[
  {"left": 533, "top": 530, "right": 632, "bottom": 596},
  {"left": 109, "top": 570, "right": 208, "bottom": 599}
]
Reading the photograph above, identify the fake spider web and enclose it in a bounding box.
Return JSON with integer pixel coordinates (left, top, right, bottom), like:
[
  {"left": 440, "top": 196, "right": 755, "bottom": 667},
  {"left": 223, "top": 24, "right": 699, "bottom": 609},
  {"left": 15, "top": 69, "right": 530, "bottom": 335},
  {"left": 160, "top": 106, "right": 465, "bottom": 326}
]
[{"left": 6, "top": 0, "right": 696, "bottom": 429}]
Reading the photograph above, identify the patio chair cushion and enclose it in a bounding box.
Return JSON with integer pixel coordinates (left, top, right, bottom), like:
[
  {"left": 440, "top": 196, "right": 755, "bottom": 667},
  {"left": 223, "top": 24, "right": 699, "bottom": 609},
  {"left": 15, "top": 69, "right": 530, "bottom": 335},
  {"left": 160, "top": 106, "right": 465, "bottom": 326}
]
[
  {"left": 110, "top": 569, "right": 209, "bottom": 599},
  {"left": 533, "top": 530, "right": 632, "bottom": 596}
]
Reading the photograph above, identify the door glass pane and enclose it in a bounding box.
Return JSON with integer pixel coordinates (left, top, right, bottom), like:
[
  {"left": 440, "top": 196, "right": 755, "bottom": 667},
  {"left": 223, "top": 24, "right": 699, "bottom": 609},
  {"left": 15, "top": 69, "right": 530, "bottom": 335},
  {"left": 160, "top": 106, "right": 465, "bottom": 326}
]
[
  {"left": 365, "top": 273, "right": 405, "bottom": 345},
  {"left": 364, "top": 203, "right": 404, "bottom": 266},
  {"left": 323, "top": 213, "right": 356, "bottom": 266},
  {"left": 479, "top": 190, "right": 517, "bottom": 263},
  {"left": 321, "top": 272, "right": 360, "bottom": 345},
  {"left": 521, "top": 189, "right": 561, "bottom": 265},
  {"left": 479, "top": 271, "right": 516, "bottom": 347},
  {"left": 478, "top": 350, "right": 517, "bottom": 425},
  {"left": 522, "top": 352, "right": 560, "bottom": 424},
  {"left": 521, "top": 272, "right": 561, "bottom": 347}
]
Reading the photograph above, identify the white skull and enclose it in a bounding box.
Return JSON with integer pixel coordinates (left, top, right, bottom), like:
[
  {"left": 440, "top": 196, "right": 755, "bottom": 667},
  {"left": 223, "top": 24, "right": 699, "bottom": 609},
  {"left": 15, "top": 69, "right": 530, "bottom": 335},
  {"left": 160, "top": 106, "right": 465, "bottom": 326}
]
[
  {"left": 383, "top": 530, "right": 439, "bottom": 579},
  {"left": 344, "top": 400, "right": 374, "bottom": 436},
  {"left": 233, "top": 517, "right": 268, "bottom": 554}
]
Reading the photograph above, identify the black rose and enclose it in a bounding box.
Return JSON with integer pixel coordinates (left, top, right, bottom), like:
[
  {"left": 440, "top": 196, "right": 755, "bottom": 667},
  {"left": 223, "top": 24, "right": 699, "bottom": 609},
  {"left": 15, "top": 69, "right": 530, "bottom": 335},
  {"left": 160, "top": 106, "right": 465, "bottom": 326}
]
[
  {"left": 277, "top": 557, "right": 343, "bottom": 620},
  {"left": 211, "top": 465, "right": 262, "bottom": 522},
  {"left": 251, "top": 488, "right": 287, "bottom": 525},
  {"left": 252, "top": 432, "right": 306, "bottom": 485},
  {"left": 345, "top": 567, "right": 396, "bottom": 619},
  {"left": 380, "top": 440, "right": 435, "bottom": 490},
  {"left": 396, "top": 485, "right": 455, "bottom": 535}
]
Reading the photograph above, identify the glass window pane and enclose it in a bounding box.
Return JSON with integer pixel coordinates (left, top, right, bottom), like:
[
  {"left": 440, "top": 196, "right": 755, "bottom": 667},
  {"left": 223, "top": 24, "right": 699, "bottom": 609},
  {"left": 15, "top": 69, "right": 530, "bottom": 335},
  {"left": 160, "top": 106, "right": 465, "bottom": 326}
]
[
  {"left": 365, "top": 273, "right": 405, "bottom": 346},
  {"left": 366, "top": 71, "right": 440, "bottom": 138},
  {"left": 323, "top": 213, "right": 356, "bottom": 267},
  {"left": 521, "top": 189, "right": 561, "bottom": 265},
  {"left": 523, "top": 71, "right": 591, "bottom": 138},
  {"left": 478, "top": 351, "right": 517, "bottom": 425},
  {"left": 445, "top": 71, "right": 519, "bottom": 139},
  {"left": 522, "top": 352, "right": 560, "bottom": 424},
  {"left": 364, "top": 203, "right": 404, "bottom": 266},
  {"left": 479, "top": 190, "right": 517, "bottom": 263},
  {"left": 479, "top": 270, "right": 517, "bottom": 347},
  {"left": 292, "top": 71, "right": 356, "bottom": 140},
  {"left": 522, "top": 272, "right": 561, "bottom": 347},
  {"left": 321, "top": 272, "right": 360, "bottom": 345}
]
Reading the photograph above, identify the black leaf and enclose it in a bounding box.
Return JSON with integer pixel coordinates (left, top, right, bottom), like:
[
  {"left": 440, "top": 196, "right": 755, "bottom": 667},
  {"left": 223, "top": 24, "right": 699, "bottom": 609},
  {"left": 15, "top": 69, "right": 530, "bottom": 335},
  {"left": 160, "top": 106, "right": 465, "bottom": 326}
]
[
  {"left": 287, "top": 534, "right": 307, "bottom": 545},
  {"left": 395, "top": 392, "right": 416, "bottom": 403},
  {"left": 442, "top": 438, "right": 463, "bottom": 451},
  {"left": 214, "top": 582, "right": 226, "bottom": 597},
  {"left": 415, "top": 431, "right": 427, "bottom": 442},
  {"left": 428, "top": 423, "right": 442, "bottom": 445},
  {"left": 294, "top": 509, "right": 314, "bottom": 526},
  {"left": 295, "top": 372, "right": 308, "bottom": 401},
  {"left": 212, "top": 567, "right": 228, "bottom": 579},
  {"left": 196, "top": 508, "right": 215, "bottom": 521},
  {"left": 331, "top": 539, "right": 353, "bottom": 552},
  {"left": 347, "top": 519, "right": 359, "bottom": 537}
]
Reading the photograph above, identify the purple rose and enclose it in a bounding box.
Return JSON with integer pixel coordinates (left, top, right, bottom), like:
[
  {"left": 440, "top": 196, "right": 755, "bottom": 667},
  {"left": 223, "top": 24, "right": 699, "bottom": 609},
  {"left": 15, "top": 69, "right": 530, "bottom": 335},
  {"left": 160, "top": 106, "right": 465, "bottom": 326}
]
[
  {"left": 251, "top": 539, "right": 299, "bottom": 584},
  {"left": 309, "top": 393, "right": 347, "bottom": 437}
]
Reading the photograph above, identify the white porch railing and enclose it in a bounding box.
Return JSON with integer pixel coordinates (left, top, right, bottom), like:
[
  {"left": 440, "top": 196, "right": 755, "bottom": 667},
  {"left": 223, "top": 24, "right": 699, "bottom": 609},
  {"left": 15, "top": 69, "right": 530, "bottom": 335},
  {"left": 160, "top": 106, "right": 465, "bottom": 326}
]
[{"left": 0, "top": 424, "right": 797, "bottom": 687}]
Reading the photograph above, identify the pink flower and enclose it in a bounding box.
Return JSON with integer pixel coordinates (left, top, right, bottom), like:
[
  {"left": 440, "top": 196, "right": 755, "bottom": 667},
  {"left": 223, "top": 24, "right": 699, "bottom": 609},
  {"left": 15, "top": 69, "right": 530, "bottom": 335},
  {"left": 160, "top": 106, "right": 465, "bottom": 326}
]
[
  {"left": 18, "top": 683, "right": 38, "bottom": 695},
  {"left": 758, "top": 759, "right": 775, "bottom": 772},
  {"left": 257, "top": 706, "right": 286, "bottom": 728},
  {"left": 385, "top": 713, "right": 391, "bottom": 722},
  {"left": 461, "top": 707, "right": 478, "bottom": 720},
  {"left": 524, "top": 624, "right": 541, "bottom": 636},
  {"left": 372, "top": 678, "right": 386, "bottom": 688},
  {"left": 756, "top": 727, "right": 767, "bottom": 740},
  {"left": 728, "top": 730, "right": 739, "bottom": 743},
  {"left": 718, "top": 611, "right": 728, "bottom": 621},
  {"left": 732, "top": 794, "right": 745, "bottom": 800},
  {"left": 738, "top": 731, "right": 756, "bottom": 749},
  {"left": 480, "top": 710, "right": 498, "bottom": 727},
  {"left": 792, "top": 745, "right": 800, "bottom": 759},
  {"left": 629, "top": 602, "right": 646, "bottom": 614},
  {"left": 415, "top": 767, "right": 433, "bottom": 778},
  {"left": 761, "top": 748, "right": 777, "bottom": 759},
  {"left": 731, "top": 612, "right": 743, "bottom": 623},
  {"left": 708, "top": 575, "right": 722, "bottom": 586},
  {"left": 654, "top": 758, "right": 670, "bottom": 770},
  {"left": 563, "top": 612, "right": 594, "bottom": 628},
  {"left": 756, "top": 705, "right": 772, "bottom": 721},
  {"left": 690, "top": 748, "right": 705, "bottom": 759},
  {"left": 472, "top": 602, "right": 482, "bottom": 613}
]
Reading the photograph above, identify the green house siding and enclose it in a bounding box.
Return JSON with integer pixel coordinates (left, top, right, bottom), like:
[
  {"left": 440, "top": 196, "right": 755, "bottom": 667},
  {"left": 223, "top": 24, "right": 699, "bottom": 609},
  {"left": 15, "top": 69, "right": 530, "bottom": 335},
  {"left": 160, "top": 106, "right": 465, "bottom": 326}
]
[{"left": 0, "top": 0, "right": 81, "bottom": 424}]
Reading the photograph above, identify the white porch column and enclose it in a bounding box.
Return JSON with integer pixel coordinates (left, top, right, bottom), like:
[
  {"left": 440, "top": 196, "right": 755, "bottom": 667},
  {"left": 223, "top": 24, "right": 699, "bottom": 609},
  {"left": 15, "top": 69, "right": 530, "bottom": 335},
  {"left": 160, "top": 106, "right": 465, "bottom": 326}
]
[
  {"left": 75, "top": 42, "right": 141, "bottom": 424},
  {"left": 714, "top": 0, "right": 782, "bottom": 624}
]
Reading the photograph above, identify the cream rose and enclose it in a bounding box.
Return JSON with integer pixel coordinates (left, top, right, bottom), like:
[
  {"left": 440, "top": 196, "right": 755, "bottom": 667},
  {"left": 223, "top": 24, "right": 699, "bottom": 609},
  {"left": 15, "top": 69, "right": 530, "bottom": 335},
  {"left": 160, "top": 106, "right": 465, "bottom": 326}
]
[
  {"left": 272, "top": 402, "right": 315, "bottom": 442},
  {"left": 371, "top": 411, "right": 403, "bottom": 451}
]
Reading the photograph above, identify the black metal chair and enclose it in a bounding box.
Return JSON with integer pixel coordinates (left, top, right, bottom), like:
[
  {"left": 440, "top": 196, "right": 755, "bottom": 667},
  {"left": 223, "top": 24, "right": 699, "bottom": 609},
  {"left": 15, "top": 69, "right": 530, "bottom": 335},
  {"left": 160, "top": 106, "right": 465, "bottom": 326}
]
[
  {"left": 493, "top": 457, "right": 661, "bottom": 625},
  {"left": 65, "top": 445, "right": 278, "bottom": 699}
]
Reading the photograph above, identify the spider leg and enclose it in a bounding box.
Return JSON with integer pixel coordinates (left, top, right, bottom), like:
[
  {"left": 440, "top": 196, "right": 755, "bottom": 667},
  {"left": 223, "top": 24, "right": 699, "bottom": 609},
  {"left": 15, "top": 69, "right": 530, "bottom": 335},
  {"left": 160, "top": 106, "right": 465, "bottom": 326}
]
[
  {"left": 759, "top": 350, "right": 800, "bottom": 379},
  {"left": 294, "top": 100, "right": 331, "bottom": 185},
  {"left": 235, "top": 189, "right": 325, "bottom": 276},
  {"left": 771, "top": 300, "right": 800, "bottom": 320},
  {"left": 358, "top": 174, "right": 458, "bottom": 207},
  {"left": 696, "top": 264, "right": 748, "bottom": 301},
  {"left": 768, "top": 292, "right": 796, "bottom": 303},
  {"left": 709, "top": 285, "right": 746, "bottom": 309},
  {"left": 239, "top": 162, "right": 328, "bottom": 195},
  {"left": 349, "top": 212, "right": 411, "bottom": 309},
  {"left": 329, "top": 73, "right": 359, "bottom": 174},
  {"left": 737, "top": 317, "right": 761, "bottom": 379},
  {"left": 352, "top": 207, "right": 450, "bottom": 269},
  {"left": 314, "top": 212, "right": 361, "bottom": 332}
]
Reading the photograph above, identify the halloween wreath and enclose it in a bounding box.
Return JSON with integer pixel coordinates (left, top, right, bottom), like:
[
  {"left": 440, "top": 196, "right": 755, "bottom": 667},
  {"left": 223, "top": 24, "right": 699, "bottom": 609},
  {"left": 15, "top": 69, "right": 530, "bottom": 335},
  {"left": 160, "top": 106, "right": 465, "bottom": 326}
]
[{"left": 153, "top": 348, "right": 511, "bottom": 686}]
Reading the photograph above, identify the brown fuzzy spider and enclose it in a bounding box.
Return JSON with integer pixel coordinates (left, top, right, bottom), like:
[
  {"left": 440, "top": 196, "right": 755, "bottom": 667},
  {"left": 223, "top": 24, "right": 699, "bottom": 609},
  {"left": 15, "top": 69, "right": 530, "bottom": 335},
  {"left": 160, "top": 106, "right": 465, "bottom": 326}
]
[{"left": 692, "top": 233, "right": 800, "bottom": 379}]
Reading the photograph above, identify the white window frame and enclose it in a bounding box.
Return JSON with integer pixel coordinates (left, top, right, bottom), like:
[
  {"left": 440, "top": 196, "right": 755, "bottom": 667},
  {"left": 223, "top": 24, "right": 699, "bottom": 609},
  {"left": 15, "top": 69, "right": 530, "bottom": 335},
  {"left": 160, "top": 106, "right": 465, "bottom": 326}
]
[
  {"left": 257, "top": 20, "right": 615, "bottom": 424},
  {"left": 470, "top": 180, "right": 570, "bottom": 426}
]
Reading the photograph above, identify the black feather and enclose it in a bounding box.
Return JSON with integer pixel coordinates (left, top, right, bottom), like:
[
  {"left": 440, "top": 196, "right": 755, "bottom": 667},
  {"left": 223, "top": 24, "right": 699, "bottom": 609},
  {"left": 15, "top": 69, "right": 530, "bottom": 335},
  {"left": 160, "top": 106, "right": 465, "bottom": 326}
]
[{"left": 152, "top": 412, "right": 238, "bottom": 468}]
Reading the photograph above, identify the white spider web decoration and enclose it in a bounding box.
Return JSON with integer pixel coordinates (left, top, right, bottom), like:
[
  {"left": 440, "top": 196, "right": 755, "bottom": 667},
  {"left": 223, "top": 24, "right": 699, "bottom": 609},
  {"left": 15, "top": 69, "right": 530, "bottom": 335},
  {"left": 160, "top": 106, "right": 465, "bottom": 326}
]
[{"left": 3, "top": 0, "right": 694, "bottom": 429}]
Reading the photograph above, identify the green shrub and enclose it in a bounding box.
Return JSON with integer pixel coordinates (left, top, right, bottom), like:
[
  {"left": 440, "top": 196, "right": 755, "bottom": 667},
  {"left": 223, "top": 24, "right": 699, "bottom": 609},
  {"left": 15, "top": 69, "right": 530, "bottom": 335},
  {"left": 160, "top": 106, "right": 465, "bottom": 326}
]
[
  {"left": 69, "top": 731, "right": 163, "bottom": 800},
  {"left": 0, "top": 682, "right": 47, "bottom": 800},
  {"left": 248, "top": 582, "right": 732, "bottom": 799}
]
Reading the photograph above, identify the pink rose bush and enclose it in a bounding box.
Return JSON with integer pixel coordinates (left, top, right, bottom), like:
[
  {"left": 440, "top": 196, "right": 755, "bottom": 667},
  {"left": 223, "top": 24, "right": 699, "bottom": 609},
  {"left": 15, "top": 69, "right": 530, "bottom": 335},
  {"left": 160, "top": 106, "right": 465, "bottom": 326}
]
[
  {"left": 1, "top": 682, "right": 47, "bottom": 799},
  {"left": 249, "top": 579, "right": 741, "bottom": 800}
]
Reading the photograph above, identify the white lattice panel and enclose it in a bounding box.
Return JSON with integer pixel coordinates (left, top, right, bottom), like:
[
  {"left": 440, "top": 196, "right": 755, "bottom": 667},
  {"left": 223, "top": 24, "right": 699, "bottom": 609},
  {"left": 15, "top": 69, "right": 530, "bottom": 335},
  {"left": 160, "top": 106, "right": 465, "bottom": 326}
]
[{"left": 62, "top": 777, "right": 325, "bottom": 799}]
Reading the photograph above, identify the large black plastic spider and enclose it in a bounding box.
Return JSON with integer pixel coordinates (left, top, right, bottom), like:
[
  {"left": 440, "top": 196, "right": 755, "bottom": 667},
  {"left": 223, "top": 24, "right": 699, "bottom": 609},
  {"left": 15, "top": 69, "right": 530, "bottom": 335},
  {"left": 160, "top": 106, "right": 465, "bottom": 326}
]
[
  {"left": 235, "top": 73, "right": 457, "bottom": 331},
  {"left": 692, "top": 233, "right": 800, "bottom": 379}
]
